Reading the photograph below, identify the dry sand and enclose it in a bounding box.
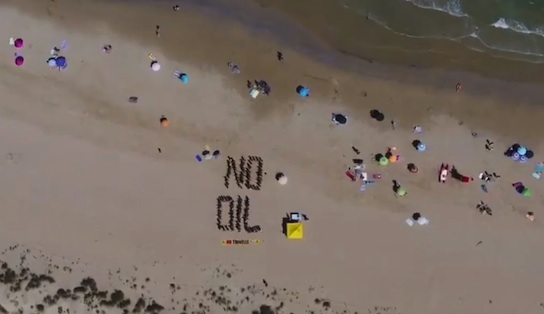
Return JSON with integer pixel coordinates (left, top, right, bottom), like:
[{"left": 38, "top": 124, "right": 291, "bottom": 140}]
[{"left": 0, "top": 1, "right": 543, "bottom": 314}]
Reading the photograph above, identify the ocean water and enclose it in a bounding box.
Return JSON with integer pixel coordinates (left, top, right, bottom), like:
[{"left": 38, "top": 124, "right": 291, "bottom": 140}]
[{"left": 343, "top": 0, "right": 544, "bottom": 63}]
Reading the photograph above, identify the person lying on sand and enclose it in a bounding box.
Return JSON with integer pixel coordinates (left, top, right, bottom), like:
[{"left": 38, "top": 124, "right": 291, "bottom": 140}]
[{"left": 477, "top": 201, "right": 492, "bottom": 216}]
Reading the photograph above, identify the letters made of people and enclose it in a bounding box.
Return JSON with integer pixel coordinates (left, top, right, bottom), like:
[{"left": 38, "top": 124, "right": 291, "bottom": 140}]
[{"left": 216, "top": 156, "right": 263, "bottom": 233}]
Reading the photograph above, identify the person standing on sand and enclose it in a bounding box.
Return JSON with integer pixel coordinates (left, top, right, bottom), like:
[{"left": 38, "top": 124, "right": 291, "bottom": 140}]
[
  {"left": 456, "top": 82, "right": 462, "bottom": 92},
  {"left": 155, "top": 25, "right": 161, "bottom": 37}
]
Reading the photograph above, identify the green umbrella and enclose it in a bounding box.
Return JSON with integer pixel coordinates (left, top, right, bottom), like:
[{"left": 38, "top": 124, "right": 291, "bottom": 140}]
[
  {"left": 396, "top": 187, "right": 407, "bottom": 197},
  {"left": 379, "top": 156, "right": 389, "bottom": 166},
  {"left": 523, "top": 188, "right": 532, "bottom": 197}
]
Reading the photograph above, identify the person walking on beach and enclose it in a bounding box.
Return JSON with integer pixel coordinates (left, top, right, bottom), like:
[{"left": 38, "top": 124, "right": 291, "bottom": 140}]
[
  {"left": 455, "top": 82, "right": 462, "bottom": 92},
  {"left": 155, "top": 25, "right": 161, "bottom": 37}
]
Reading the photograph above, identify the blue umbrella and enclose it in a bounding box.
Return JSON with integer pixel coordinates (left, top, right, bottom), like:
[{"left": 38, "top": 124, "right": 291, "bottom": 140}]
[
  {"left": 517, "top": 146, "right": 527, "bottom": 156},
  {"left": 520, "top": 155, "right": 528, "bottom": 163},
  {"left": 296, "top": 85, "right": 310, "bottom": 97},
  {"left": 55, "top": 56, "right": 67, "bottom": 70},
  {"left": 417, "top": 142, "right": 426, "bottom": 152},
  {"left": 179, "top": 73, "right": 189, "bottom": 84},
  {"left": 511, "top": 152, "right": 520, "bottom": 161}
]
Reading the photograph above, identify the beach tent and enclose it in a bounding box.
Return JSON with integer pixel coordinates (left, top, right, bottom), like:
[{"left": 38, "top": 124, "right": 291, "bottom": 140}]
[
  {"left": 523, "top": 188, "right": 532, "bottom": 197},
  {"left": 379, "top": 156, "right": 389, "bottom": 166},
  {"left": 286, "top": 222, "right": 304, "bottom": 240}
]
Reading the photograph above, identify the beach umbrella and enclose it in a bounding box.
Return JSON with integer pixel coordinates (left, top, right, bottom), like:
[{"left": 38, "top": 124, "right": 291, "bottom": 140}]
[
  {"left": 202, "top": 150, "right": 212, "bottom": 160},
  {"left": 517, "top": 146, "right": 527, "bottom": 156},
  {"left": 389, "top": 154, "right": 398, "bottom": 163},
  {"left": 275, "top": 172, "right": 288, "bottom": 185},
  {"left": 296, "top": 85, "right": 310, "bottom": 97},
  {"left": 526, "top": 150, "right": 534, "bottom": 159},
  {"left": 179, "top": 73, "right": 190, "bottom": 84},
  {"left": 14, "top": 38, "right": 24, "bottom": 48},
  {"left": 511, "top": 152, "right": 520, "bottom": 161},
  {"left": 523, "top": 188, "right": 532, "bottom": 197},
  {"left": 47, "top": 57, "right": 57, "bottom": 68},
  {"left": 332, "top": 113, "right": 347, "bottom": 125},
  {"left": 14, "top": 56, "right": 24, "bottom": 66},
  {"left": 55, "top": 56, "right": 67, "bottom": 69},
  {"left": 396, "top": 187, "right": 407, "bottom": 197},
  {"left": 160, "top": 115, "right": 169, "bottom": 127},
  {"left": 417, "top": 142, "right": 426, "bottom": 152},
  {"left": 379, "top": 156, "right": 389, "bottom": 166},
  {"left": 520, "top": 155, "right": 528, "bottom": 164},
  {"left": 151, "top": 61, "right": 161, "bottom": 72},
  {"left": 276, "top": 173, "right": 288, "bottom": 185}
]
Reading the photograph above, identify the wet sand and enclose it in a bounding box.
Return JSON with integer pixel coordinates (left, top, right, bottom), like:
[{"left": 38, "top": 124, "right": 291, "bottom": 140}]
[{"left": 0, "top": 0, "right": 544, "bottom": 313}]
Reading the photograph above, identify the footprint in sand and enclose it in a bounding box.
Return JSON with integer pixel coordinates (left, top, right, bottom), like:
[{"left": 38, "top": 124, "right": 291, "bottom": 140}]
[{"left": 5, "top": 152, "right": 21, "bottom": 164}]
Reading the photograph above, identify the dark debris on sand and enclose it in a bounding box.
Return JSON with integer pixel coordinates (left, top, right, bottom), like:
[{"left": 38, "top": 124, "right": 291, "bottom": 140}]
[
  {"left": 0, "top": 247, "right": 366, "bottom": 314},
  {"left": 0, "top": 252, "right": 166, "bottom": 314}
]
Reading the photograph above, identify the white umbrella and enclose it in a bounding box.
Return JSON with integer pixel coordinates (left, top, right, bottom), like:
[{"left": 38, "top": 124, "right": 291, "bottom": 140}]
[
  {"left": 151, "top": 61, "right": 161, "bottom": 72},
  {"left": 276, "top": 172, "right": 288, "bottom": 185},
  {"left": 47, "top": 58, "right": 57, "bottom": 68}
]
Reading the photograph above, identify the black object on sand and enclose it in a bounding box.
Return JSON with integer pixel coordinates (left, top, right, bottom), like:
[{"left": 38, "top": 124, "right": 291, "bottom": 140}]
[
  {"left": 370, "top": 109, "right": 385, "bottom": 122},
  {"left": 412, "top": 212, "right": 421, "bottom": 221},
  {"left": 128, "top": 96, "right": 138, "bottom": 103},
  {"left": 332, "top": 113, "right": 347, "bottom": 125}
]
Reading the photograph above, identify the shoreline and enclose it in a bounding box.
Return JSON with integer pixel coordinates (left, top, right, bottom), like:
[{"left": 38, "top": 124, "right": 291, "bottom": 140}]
[{"left": 6, "top": 0, "right": 544, "bottom": 105}]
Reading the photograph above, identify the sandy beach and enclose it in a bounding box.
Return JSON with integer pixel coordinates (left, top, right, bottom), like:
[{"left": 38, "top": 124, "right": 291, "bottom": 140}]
[{"left": 0, "top": 0, "right": 544, "bottom": 313}]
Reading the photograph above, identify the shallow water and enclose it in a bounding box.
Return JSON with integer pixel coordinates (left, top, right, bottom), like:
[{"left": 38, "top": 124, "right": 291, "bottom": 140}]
[{"left": 347, "top": 0, "right": 544, "bottom": 62}]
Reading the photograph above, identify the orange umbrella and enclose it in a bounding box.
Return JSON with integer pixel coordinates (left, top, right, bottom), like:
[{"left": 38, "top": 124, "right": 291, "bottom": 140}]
[{"left": 160, "top": 115, "right": 169, "bottom": 128}]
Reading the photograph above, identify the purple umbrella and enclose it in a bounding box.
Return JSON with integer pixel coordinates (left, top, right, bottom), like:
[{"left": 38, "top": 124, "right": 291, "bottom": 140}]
[
  {"left": 14, "top": 38, "right": 24, "bottom": 49},
  {"left": 14, "top": 56, "right": 24, "bottom": 66}
]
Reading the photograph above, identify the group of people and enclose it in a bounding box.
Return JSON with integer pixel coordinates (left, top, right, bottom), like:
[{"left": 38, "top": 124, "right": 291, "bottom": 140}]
[{"left": 215, "top": 196, "right": 262, "bottom": 233}]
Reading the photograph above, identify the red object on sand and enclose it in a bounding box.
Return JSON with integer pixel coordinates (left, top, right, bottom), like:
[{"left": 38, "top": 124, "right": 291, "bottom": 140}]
[
  {"left": 460, "top": 176, "right": 473, "bottom": 184},
  {"left": 439, "top": 163, "right": 449, "bottom": 183},
  {"left": 345, "top": 170, "right": 356, "bottom": 182},
  {"left": 372, "top": 174, "right": 382, "bottom": 179}
]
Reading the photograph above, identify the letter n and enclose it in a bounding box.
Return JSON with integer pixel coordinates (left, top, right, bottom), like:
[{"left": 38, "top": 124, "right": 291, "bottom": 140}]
[{"left": 224, "top": 156, "right": 246, "bottom": 189}]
